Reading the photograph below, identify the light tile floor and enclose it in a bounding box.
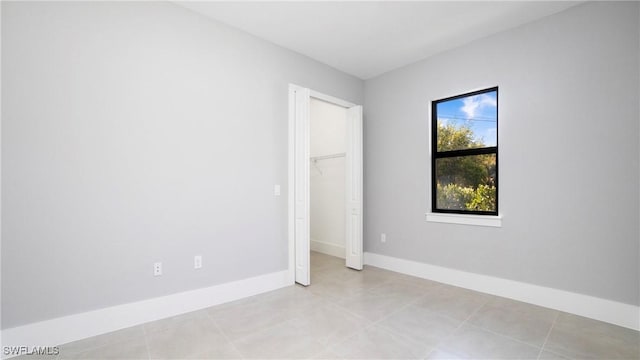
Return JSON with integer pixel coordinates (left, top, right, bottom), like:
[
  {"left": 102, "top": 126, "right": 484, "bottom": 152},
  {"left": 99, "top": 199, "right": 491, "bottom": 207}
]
[{"left": 26, "top": 252, "right": 640, "bottom": 359}]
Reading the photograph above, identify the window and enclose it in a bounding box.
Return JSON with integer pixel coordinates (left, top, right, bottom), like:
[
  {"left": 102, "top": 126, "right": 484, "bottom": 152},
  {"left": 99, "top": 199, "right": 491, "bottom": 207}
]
[{"left": 431, "top": 87, "right": 498, "bottom": 216}]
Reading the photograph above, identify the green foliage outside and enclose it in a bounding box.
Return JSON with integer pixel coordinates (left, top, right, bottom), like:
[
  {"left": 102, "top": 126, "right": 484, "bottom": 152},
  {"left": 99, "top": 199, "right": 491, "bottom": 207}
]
[
  {"left": 436, "top": 122, "right": 496, "bottom": 212},
  {"left": 436, "top": 122, "right": 483, "bottom": 152},
  {"left": 437, "top": 183, "right": 496, "bottom": 211}
]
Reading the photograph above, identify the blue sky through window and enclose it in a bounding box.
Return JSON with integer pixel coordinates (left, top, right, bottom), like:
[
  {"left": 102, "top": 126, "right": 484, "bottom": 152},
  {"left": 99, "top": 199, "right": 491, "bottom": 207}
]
[{"left": 436, "top": 90, "right": 497, "bottom": 147}]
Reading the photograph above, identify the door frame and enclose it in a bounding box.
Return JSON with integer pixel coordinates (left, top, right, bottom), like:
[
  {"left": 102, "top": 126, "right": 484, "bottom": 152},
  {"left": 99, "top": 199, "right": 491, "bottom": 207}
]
[{"left": 287, "top": 84, "right": 363, "bottom": 285}]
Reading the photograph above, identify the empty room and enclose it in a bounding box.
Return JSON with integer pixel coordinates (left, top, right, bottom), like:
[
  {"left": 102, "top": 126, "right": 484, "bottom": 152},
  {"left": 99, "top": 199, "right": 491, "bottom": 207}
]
[{"left": 1, "top": 1, "right": 639, "bottom": 359}]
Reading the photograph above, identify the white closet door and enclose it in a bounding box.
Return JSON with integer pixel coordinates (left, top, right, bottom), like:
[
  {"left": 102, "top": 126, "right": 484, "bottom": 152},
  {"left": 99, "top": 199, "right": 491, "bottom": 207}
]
[
  {"left": 294, "top": 87, "right": 311, "bottom": 285},
  {"left": 345, "top": 105, "right": 363, "bottom": 270}
]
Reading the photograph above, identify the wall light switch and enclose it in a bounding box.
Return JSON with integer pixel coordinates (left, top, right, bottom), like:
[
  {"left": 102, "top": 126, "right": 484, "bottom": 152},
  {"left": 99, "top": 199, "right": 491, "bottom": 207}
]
[
  {"left": 274, "top": 185, "right": 281, "bottom": 196},
  {"left": 381, "top": 233, "right": 387, "bottom": 243}
]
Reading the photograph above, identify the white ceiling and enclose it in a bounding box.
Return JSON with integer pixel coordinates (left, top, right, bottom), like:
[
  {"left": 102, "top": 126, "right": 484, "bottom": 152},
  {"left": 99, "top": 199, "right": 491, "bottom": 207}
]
[{"left": 177, "top": 1, "right": 580, "bottom": 80}]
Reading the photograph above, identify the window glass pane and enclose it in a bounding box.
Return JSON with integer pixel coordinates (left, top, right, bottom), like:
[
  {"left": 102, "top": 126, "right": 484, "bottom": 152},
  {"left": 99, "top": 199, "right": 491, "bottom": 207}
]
[
  {"left": 435, "top": 154, "right": 496, "bottom": 212},
  {"left": 436, "top": 90, "right": 497, "bottom": 152}
]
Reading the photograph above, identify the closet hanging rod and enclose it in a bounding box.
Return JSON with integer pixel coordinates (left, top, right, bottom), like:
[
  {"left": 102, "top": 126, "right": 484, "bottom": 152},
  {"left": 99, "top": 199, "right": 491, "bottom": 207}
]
[{"left": 310, "top": 152, "right": 345, "bottom": 162}]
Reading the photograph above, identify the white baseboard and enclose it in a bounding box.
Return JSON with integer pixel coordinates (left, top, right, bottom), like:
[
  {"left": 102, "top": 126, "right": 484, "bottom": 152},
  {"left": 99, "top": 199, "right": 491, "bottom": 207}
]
[
  {"left": 364, "top": 252, "right": 640, "bottom": 331},
  {"left": 1, "top": 270, "right": 291, "bottom": 359},
  {"left": 311, "top": 239, "right": 345, "bottom": 259}
]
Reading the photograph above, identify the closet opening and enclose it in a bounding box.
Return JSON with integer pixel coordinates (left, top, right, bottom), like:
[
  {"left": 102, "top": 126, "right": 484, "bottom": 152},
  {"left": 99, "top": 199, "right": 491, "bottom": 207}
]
[
  {"left": 309, "top": 98, "right": 348, "bottom": 281},
  {"left": 288, "top": 85, "right": 363, "bottom": 286}
]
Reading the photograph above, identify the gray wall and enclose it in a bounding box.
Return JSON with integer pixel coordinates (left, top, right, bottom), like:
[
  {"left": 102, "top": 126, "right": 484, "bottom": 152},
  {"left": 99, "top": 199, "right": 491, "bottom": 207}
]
[
  {"left": 364, "top": 1, "right": 640, "bottom": 306},
  {"left": 1, "top": 1, "right": 363, "bottom": 328}
]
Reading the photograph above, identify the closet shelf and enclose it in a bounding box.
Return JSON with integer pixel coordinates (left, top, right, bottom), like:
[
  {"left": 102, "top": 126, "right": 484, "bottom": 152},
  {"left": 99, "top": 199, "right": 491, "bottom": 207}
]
[{"left": 310, "top": 153, "right": 345, "bottom": 162}]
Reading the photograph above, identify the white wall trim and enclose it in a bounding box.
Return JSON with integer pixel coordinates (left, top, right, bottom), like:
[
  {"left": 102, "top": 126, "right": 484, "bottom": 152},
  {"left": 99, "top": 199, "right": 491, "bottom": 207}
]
[
  {"left": 0, "top": 2, "right": 4, "bottom": 353},
  {"left": 310, "top": 239, "right": 345, "bottom": 259},
  {"left": 364, "top": 252, "right": 640, "bottom": 331},
  {"left": 1, "top": 270, "right": 291, "bottom": 359},
  {"left": 309, "top": 90, "right": 356, "bottom": 109},
  {"left": 288, "top": 84, "right": 299, "bottom": 284},
  {"left": 426, "top": 212, "right": 502, "bottom": 227}
]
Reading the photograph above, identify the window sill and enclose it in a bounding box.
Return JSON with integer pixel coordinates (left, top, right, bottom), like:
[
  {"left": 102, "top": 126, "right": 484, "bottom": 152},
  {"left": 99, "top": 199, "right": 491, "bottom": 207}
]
[{"left": 425, "top": 212, "right": 502, "bottom": 227}]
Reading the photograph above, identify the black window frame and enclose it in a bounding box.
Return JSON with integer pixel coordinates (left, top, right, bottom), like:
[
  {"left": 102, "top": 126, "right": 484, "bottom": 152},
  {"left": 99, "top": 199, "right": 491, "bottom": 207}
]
[{"left": 431, "top": 87, "right": 499, "bottom": 216}]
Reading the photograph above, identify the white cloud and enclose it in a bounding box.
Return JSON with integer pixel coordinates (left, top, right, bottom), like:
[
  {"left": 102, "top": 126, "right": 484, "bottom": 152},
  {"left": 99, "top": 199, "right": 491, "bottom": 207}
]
[{"left": 461, "top": 94, "right": 496, "bottom": 119}]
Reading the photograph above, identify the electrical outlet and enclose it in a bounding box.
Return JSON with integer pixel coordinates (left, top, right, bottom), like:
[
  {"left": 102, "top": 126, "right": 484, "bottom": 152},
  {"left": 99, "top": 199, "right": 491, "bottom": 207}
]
[
  {"left": 154, "top": 262, "right": 162, "bottom": 276},
  {"left": 194, "top": 255, "right": 202, "bottom": 269},
  {"left": 381, "top": 233, "right": 387, "bottom": 243}
]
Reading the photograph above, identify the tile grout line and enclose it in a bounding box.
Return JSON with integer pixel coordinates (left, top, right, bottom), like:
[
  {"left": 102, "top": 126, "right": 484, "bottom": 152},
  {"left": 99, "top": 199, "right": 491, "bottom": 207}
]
[
  {"left": 208, "top": 284, "right": 345, "bottom": 358},
  {"left": 331, "top": 284, "right": 422, "bottom": 327},
  {"left": 141, "top": 323, "right": 152, "bottom": 360},
  {"left": 449, "top": 305, "right": 557, "bottom": 354},
  {"left": 319, "top": 284, "right": 432, "bottom": 358},
  {"left": 304, "top": 267, "right": 415, "bottom": 356},
  {"left": 423, "top": 292, "right": 492, "bottom": 358},
  {"left": 276, "top": 272, "right": 390, "bottom": 358},
  {"left": 416, "top": 292, "right": 562, "bottom": 356},
  {"left": 56, "top": 326, "right": 148, "bottom": 359},
  {"left": 370, "top": 295, "right": 436, "bottom": 359},
  {"left": 536, "top": 311, "right": 561, "bottom": 360},
  {"left": 313, "top": 254, "right": 568, "bottom": 359},
  {"left": 465, "top": 321, "right": 545, "bottom": 353},
  {"left": 207, "top": 287, "right": 305, "bottom": 346},
  {"left": 303, "top": 288, "right": 384, "bottom": 358},
  {"left": 311, "top": 255, "right": 490, "bottom": 358},
  {"left": 205, "top": 310, "right": 246, "bottom": 360},
  {"left": 229, "top": 297, "right": 337, "bottom": 359},
  {"left": 374, "top": 294, "right": 472, "bottom": 358}
]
